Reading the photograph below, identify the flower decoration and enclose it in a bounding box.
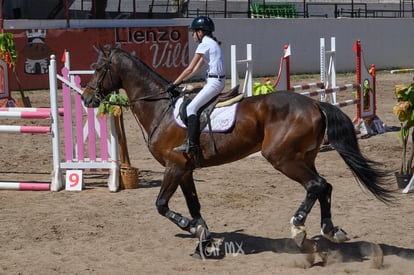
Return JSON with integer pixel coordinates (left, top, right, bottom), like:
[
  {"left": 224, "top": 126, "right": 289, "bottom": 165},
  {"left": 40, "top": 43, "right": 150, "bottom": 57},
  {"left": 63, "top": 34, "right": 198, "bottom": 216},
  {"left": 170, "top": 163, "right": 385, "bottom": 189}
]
[
  {"left": 253, "top": 77, "right": 275, "bottom": 96},
  {"left": 98, "top": 93, "right": 130, "bottom": 119},
  {"left": 393, "top": 80, "right": 414, "bottom": 175}
]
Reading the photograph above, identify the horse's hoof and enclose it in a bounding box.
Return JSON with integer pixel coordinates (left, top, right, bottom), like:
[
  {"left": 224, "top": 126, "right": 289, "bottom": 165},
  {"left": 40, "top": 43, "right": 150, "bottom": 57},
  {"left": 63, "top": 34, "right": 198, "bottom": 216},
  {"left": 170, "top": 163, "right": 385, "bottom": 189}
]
[
  {"left": 290, "top": 217, "right": 307, "bottom": 247},
  {"left": 190, "top": 218, "right": 211, "bottom": 240},
  {"left": 293, "top": 230, "right": 307, "bottom": 247},
  {"left": 321, "top": 226, "right": 350, "bottom": 243},
  {"left": 191, "top": 224, "right": 211, "bottom": 240}
]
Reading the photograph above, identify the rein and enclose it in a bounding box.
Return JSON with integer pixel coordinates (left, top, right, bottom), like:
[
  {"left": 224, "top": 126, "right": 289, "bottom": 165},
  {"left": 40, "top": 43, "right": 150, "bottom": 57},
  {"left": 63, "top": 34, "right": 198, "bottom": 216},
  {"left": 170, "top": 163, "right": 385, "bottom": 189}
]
[
  {"left": 89, "top": 47, "right": 179, "bottom": 148},
  {"left": 129, "top": 91, "right": 171, "bottom": 103}
]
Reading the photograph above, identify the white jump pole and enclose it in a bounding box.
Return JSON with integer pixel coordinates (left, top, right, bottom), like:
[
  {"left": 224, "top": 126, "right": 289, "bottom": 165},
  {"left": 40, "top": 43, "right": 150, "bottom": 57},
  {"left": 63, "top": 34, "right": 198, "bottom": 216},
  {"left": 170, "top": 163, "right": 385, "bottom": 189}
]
[
  {"left": 231, "top": 44, "right": 253, "bottom": 97},
  {"left": 320, "top": 37, "right": 337, "bottom": 104}
]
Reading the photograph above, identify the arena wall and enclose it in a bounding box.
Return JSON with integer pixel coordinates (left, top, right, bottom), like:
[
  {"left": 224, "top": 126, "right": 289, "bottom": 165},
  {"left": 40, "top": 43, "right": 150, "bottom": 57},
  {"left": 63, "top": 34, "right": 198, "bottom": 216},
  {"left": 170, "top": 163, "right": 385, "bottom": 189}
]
[{"left": 4, "top": 18, "right": 414, "bottom": 86}]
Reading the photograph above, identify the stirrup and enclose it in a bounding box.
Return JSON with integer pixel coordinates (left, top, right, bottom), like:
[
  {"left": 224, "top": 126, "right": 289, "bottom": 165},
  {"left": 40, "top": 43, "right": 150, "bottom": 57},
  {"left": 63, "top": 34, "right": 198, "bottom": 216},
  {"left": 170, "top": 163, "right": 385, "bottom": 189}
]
[
  {"left": 173, "top": 142, "right": 189, "bottom": 153},
  {"left": 173, "top": 140, "right": 199, "bottom": 155}
]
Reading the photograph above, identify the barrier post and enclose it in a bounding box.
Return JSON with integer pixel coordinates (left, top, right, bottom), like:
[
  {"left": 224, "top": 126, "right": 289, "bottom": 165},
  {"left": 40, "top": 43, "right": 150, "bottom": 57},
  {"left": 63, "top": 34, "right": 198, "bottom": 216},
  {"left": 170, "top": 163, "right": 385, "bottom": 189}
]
[
  {"left": 273, "top": 45, "right": 290, "bottom": 91},
  {"left": 272, "top": 38, "right": 383, "bottom": 135},
  {"left": 320, "top": 37, "right": 337, "bottom": 103},
  {"left": 230, "top": 44, "right": 253, "bottom": 96},
  {"left": 49, "top": 55, "right": 63, "bottom": 191}
]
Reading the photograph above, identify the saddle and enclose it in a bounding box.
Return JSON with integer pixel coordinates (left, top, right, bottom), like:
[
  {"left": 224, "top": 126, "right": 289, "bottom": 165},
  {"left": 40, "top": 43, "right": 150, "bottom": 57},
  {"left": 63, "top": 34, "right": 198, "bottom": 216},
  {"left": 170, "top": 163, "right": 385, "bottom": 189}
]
[{"left": 178, "top": 84, "right": 242, "bottom": 129}]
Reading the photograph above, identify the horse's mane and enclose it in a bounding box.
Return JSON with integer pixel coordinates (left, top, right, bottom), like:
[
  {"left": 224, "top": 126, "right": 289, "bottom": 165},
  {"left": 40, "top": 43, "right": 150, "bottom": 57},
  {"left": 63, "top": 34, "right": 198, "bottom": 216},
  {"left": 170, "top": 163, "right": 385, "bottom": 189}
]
[{"left": 112, "top": 47, "right": 169, "bottom": 86}]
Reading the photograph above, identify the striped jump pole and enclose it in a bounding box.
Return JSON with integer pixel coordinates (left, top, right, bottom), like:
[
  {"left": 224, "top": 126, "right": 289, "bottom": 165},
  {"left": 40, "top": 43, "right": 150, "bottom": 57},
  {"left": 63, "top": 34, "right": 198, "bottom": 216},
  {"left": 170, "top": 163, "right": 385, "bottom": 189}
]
[
  {"left": 300, "top": 83, "right": 362, "bottom": 111},
  {"left": 0, "top": 109, "right": 53, "bottom": 190},
  {"left": 0, "top": 107, "right": 53, "bottom": 134},
  {"left": 300, "top": 83, "right": 361, "bottom": 98},
  {"left": 288, "top": 82, "right": 325, "bottom": 92},
  {"left": 0, "top": 125, "right": 50, "bottom": 134},
  {"left": 390, "top": 68, "right": 414, "bottom": 74},
  {"left": 0, "top": 107, "right": 64, "bottom": 114},
  {"left": 0, "top": 111, "right": 52, "bottom": 119},
  {"left": 0, "top": 182, "right": 50, "bottom": 191}
]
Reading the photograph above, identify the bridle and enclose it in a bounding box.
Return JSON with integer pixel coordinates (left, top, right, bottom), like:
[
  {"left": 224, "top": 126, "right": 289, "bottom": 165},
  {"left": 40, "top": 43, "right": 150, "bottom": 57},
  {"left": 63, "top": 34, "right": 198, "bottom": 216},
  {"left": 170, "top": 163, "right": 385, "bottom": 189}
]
[
  {"left": 85, "top": 47, "right": 181, "bottom": 147},
  {"left": 85, "top": 49, "right": 116, "bottom": 102},
  {"left": 86, "top": 48, "right": 173, "bottom": 104}
]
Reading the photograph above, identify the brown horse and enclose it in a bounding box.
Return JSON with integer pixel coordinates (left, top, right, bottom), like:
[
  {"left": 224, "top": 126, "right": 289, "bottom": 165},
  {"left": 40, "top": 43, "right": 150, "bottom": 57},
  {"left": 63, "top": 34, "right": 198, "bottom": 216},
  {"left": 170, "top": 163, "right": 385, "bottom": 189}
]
[{"left": 82, "top": 45, "right": 394, "bottom": 254}]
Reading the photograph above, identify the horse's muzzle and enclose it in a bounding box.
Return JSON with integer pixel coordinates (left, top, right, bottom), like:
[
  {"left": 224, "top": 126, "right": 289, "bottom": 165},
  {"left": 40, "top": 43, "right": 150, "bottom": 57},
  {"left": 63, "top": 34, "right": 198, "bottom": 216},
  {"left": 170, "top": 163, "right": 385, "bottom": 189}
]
[{"left": 82, "top": 87, "right": 101, "bottom": 108}]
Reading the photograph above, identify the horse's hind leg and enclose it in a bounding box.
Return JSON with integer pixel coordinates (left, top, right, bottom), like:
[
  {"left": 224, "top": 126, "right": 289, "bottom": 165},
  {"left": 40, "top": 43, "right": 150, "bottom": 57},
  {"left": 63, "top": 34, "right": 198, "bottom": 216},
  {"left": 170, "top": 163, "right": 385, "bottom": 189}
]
[
  {"left": 289, "top": 172, "right": 350, "bottom": 246},
  {"left": 317, "top": 181, "right": 350, "bottom": 243},
  {"left": 264, "top": 152, "right": 332, "bottom": 246},
  {"left": 290, "top": 175, "right": 330, "bottom": 247}
]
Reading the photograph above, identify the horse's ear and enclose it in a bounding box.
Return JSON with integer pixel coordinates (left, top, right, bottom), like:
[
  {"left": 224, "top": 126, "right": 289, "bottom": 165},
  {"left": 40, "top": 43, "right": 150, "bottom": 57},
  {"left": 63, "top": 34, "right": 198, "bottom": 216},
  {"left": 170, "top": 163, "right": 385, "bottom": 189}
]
[{"left": 98, "top": 43, "right": 110, "bottom": 56}]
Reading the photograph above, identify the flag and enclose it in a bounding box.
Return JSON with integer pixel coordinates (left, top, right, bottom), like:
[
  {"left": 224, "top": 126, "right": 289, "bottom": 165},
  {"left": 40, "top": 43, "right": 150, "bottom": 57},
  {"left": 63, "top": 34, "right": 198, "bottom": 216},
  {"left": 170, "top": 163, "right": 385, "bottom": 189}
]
[
  {"left": 284, "top": 44, "right": 291, "bottom": 57},
  {"left": 353, "top": 41, "right": 358, "bottom": 53},
  {"left": 61, "top": 49, "right": 67, "bottom": 63}
]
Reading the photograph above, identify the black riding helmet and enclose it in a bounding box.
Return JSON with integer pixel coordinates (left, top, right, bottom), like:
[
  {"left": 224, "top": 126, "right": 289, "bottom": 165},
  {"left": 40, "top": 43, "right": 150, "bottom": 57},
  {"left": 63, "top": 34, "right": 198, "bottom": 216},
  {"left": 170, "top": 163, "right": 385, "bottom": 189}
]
[{"left": 189, "top": 16, "right": 215, "bottom": 32}]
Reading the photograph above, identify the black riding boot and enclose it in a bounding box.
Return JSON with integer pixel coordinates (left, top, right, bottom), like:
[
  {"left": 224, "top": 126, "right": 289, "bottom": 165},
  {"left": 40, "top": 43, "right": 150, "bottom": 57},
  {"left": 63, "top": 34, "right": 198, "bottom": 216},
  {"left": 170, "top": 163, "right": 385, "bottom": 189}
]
[{"left": 174, "top": 114, "right": 200, "bottom": 154}]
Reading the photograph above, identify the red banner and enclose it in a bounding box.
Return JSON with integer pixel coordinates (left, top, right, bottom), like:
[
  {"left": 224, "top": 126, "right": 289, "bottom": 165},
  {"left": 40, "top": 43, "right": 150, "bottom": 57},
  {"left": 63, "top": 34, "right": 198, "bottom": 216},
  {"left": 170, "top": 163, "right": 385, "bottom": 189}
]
[{"left": 7, "top": 26, "right": 189, "bottom": 90}]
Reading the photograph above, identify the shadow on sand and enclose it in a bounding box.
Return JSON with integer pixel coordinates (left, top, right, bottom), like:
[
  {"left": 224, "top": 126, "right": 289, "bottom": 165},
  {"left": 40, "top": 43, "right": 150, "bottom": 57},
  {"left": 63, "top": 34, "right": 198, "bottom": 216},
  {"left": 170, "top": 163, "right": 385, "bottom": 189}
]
[{"left": 178, "top": 229, "right": 414, "bottom": 265}]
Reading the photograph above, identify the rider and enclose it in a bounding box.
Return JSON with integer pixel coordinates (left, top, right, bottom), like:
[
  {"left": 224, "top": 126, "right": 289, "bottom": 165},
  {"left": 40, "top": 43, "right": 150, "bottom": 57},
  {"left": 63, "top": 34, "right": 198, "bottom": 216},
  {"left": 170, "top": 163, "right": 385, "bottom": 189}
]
[{"left": 167, "top": 16, "right": 226, "bottom": 155}]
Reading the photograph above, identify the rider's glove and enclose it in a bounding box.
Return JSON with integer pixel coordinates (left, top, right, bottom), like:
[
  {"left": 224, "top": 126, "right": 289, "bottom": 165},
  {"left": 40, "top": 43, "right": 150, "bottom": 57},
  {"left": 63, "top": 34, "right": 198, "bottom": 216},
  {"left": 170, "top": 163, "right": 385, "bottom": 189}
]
[{"left": 166, "top": 83, "right": 178, "bottom": 93}]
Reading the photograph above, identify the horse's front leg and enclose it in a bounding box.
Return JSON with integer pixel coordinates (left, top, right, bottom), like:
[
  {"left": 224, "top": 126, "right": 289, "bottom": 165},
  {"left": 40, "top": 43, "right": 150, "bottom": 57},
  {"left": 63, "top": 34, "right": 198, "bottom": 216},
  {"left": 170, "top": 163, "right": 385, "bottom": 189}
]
[{"left": 155, "top": 167, "right": 209, "bottom": 239}]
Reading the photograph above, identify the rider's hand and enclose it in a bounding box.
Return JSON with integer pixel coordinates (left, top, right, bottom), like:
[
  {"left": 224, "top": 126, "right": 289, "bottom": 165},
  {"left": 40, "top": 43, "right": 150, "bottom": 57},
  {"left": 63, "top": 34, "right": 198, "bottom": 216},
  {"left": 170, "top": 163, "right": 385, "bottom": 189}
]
[{"left": 166, "top": 83, "right": 178, "bottom": 93}]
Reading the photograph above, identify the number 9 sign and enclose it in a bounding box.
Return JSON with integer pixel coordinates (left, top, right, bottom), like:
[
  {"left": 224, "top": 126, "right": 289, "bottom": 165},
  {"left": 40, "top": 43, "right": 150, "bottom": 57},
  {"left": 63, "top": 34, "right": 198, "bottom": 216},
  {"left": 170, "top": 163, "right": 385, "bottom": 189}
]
[{"left": 65, "top": 170, "right": 83, "bottom": 191}]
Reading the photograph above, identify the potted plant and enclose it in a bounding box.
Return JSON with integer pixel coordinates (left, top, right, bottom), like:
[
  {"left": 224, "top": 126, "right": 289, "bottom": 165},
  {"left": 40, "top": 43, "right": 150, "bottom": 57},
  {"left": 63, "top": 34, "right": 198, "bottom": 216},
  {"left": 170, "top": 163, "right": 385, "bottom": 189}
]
[
  {"left": 253, "top": 77, "right": 275, "bottom": 95},
  {"left": 393, "top": 79, "right": 414, "bottom": 187}
]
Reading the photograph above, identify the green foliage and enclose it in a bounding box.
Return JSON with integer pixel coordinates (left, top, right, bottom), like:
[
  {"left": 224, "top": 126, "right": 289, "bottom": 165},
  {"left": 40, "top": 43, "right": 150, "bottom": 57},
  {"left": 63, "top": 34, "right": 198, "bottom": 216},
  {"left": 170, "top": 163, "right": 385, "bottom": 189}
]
[
  {"left": 0, "top": 33, "right": 18, "bottom": 68},
  {"left": 98, "top": 93, "right": 129, "bottom": 118},
  {"left": 253, "top": 77, "right": 275, "bottom": 96}
]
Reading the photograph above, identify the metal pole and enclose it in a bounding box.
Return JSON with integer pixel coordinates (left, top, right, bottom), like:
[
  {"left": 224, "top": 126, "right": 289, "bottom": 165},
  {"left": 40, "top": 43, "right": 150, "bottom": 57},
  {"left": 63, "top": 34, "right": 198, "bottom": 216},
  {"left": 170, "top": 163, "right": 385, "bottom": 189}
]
[
  {"left": 65, "top": 0, "right": 70, "bottom": 28},
  {"left": 0, "top": 0, "right": 3, "bottom": 32},
  {"left": 133, "top": 0, "right": 136, "bottom": 18},
  {"left": 303, "top": 0, "right": 305, "bottom": 18},
  {"left": 351, "top": 0, "right": 354, "bottom": 18}
]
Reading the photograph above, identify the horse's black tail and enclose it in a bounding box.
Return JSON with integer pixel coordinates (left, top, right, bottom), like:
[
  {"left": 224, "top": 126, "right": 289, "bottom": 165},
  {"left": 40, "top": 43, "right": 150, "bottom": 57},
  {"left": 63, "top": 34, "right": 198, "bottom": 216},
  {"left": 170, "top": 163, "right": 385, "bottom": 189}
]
[{"left": 318, "top": 101, "right": 395, "bottom": 204}]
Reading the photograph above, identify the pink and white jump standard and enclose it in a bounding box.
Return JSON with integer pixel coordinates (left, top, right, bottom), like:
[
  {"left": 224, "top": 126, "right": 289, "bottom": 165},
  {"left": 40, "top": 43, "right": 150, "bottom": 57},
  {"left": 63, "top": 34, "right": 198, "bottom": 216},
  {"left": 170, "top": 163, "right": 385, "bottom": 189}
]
[
  {"left": 0, "top": 105, "right": 57, "bottom": 190},
  {"left": 0, "top": 52, "right": 119, "bottom": 192}
]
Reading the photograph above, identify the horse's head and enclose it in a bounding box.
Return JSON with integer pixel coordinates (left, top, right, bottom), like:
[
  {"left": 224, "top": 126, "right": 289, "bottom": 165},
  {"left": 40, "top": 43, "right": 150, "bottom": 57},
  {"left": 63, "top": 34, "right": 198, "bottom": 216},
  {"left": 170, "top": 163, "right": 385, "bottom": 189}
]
[{"left": 82, "top": 45, "right": 121, "bottom": 108}]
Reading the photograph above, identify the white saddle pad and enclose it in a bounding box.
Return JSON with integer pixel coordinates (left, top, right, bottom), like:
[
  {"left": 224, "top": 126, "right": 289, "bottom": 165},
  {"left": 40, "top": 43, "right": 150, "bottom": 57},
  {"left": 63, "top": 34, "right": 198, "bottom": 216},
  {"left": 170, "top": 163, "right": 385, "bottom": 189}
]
[{"left": 173, "top": 97, "right": 238, "bottom": 132}]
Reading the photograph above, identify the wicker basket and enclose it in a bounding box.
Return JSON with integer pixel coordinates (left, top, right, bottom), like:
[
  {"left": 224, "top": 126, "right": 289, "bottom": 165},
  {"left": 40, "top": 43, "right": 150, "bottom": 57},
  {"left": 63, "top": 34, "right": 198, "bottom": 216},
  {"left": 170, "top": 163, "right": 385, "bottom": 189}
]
[{"left": 120, "top": 165, "right": 139, "bottom": 189}]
